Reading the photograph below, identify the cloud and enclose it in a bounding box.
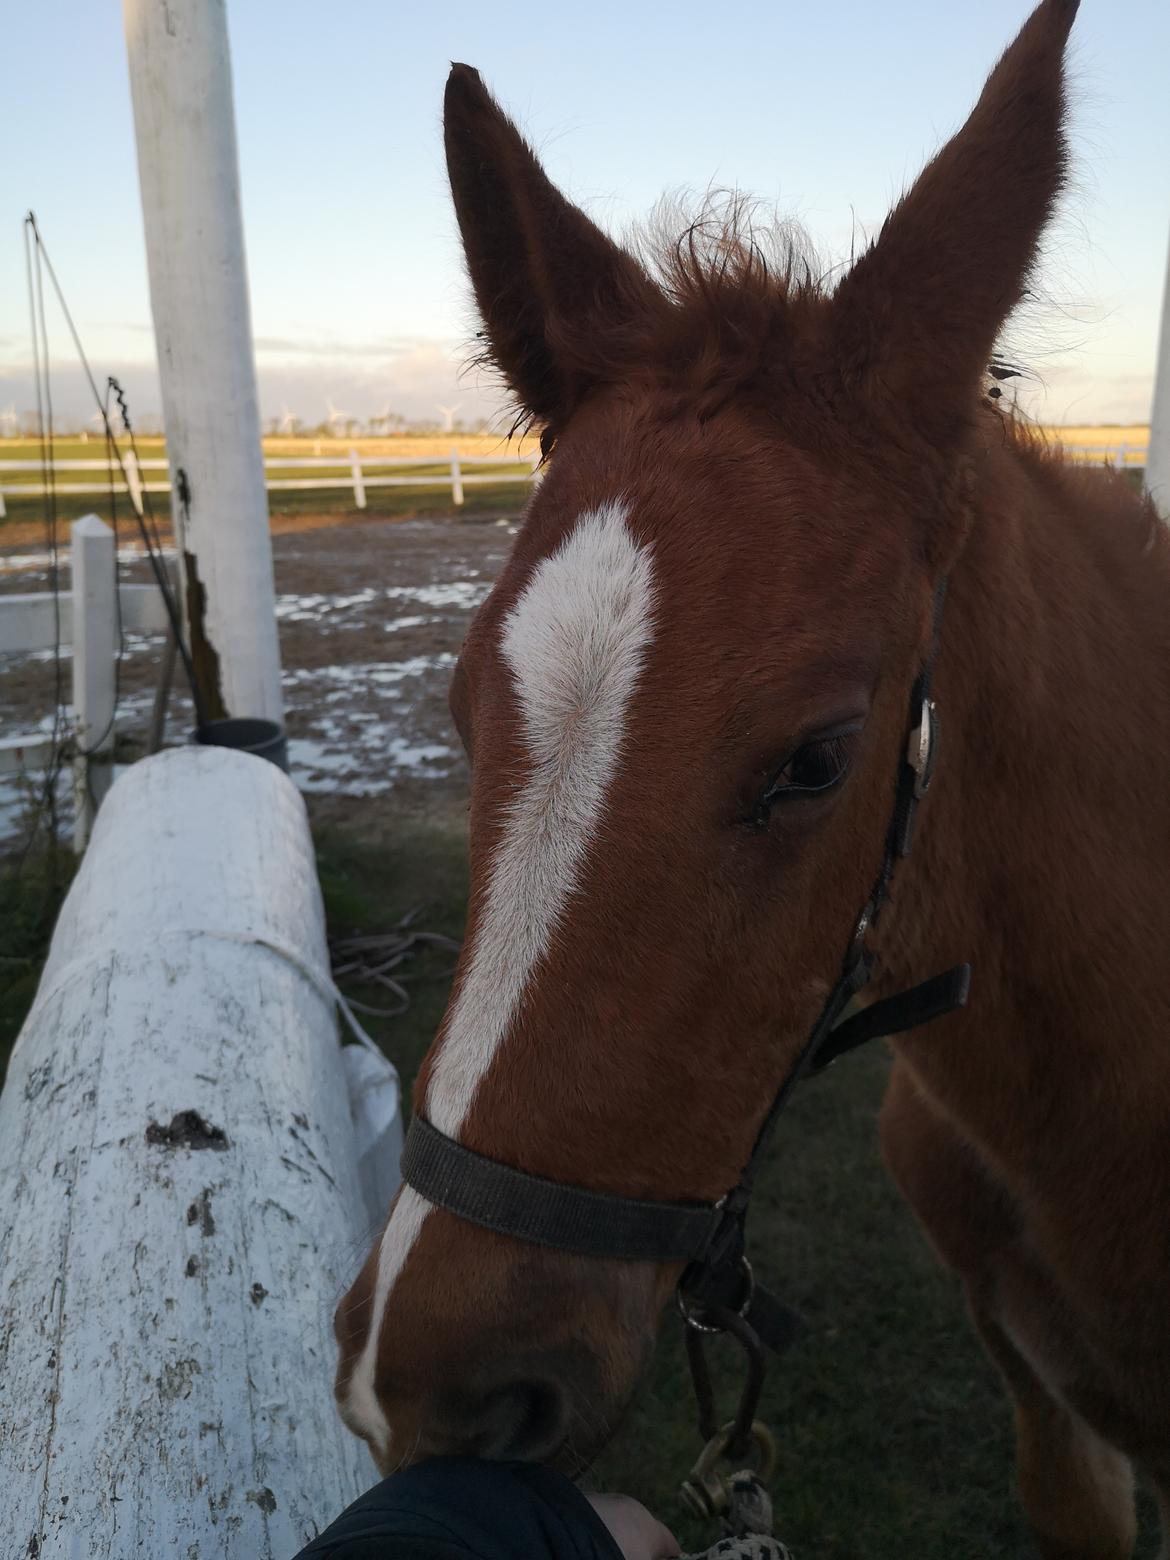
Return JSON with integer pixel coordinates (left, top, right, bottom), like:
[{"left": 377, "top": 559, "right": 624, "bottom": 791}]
[
  {"left": 1013, "top": 364, "right": 1155, "bottom": 427},
  {"left": 0, "top": 334, "right": 1153, "bottom": 431},
  {"left": 0, "top": 340, "right": 513, "bottom": 429}
]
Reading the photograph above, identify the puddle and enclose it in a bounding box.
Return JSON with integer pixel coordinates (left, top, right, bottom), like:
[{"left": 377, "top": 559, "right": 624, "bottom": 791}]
[
  {"left": 290, "top": 733, "right": 456, "bottom": 796},
  {"left": 274, "top": 580, "right": 490, "bottom": 626},
  {"left": 0, "top": 546, "right": 175, "bottom": 575},
  {"left": 383, "top": 582, "right": 490, "bottom": 610},
  {"left": 276, "top": 589, "right": 378, "bottom": 622},
  {"left": 285, "top": 654, "right": 457, "bottom": 693},
  {"left": 0, "top": 521, "right": 501, "bottom": 849}
]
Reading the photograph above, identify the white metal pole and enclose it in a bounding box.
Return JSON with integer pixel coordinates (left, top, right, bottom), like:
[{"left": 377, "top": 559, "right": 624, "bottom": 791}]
[
  {"left": 71, "top": 515, "right": 118, "bottom": 853},
  {"left": 1147, "top": 227, "right": 1170, "bottom": 518},
  {"left": 450, "top": 448, "right": 464, "bottom": 507},
  {"left": 123, "top": 0, "right": 283, "bottom": 724}
]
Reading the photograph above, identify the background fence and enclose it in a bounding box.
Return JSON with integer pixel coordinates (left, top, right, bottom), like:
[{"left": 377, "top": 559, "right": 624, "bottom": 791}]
[
  {"left": 0, "top": 514, "right": 169, "bottom": 849},
  {"left": 0, "top": 448, "right": 543, "bottom": 517},
  {"left": 0, "top": 441, "right": 1146, "bottom": 520}
]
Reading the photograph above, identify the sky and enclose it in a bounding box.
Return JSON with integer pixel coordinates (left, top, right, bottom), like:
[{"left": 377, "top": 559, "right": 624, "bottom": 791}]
[{"left": 2, "top": 0, "right": 1168, "bottom": 432}]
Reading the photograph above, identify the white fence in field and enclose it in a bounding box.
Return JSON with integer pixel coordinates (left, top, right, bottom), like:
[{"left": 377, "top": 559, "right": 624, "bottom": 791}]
[
  {"left": 0, "top": 440, "right": 1146, "bottom": 517},
  {"left": 0, "top": 513, "right": 169, "bottom": 849},
  {"left": 0, "top": 447, "right": 542, "bottom": 516},
  {"left": 1060, "top": 442, "right": 1149, "bottom": 469}
]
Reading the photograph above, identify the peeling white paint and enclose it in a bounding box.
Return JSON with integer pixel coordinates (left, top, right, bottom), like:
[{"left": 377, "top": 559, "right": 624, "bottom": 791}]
[{"left": 0, "top": 748, "right": 380, "bottom": 1556}]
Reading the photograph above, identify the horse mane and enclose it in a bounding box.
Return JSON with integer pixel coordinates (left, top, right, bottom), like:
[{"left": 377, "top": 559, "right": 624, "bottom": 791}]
[
  {"left": 988, "top": 401, "right": 1169, "bottom": 568},
  {"left": 633, "top": 193, "right": 826, "bottom": 317}
]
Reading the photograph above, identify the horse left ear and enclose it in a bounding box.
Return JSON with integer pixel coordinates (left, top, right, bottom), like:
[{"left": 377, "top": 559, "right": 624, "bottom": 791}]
[
  {"left": 830, "top": 0, "right": 1080, "bottom": 440},
  {"left": 444, "top": 64, "right": 658, "bottom": 432}
]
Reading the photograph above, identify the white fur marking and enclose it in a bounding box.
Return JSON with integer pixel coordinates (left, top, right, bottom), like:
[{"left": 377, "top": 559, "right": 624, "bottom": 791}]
[
  {"left": 345, "top": 1187, "right": 428, "bottom": 1459},
  {"left": 430, "top": 498, "right": 655, "bottom": 1132},
  {"left": 342, "top": 500, "right": 655, "bottom": 1451}
]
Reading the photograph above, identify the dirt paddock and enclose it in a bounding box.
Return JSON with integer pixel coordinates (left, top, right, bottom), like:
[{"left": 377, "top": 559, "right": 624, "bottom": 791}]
[{"left": 0, "top": 511, "right": 515, "bottom": 851}]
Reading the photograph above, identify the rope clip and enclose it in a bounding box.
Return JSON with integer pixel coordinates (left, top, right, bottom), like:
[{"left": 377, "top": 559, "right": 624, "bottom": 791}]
[{"left": 679, "top": 1420, "right": 777, "bottom": 1522}]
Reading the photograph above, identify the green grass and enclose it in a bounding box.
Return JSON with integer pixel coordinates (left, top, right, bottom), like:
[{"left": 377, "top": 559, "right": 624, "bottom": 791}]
[
  {"left": 0, "top": 844, "right": 76, "bottom": 1082},
  {"left": 0, "top": 434, "right": 533, "bottom": 531},
  {"left": 0, "top": 481, "right": 532, "bottom": 532}
]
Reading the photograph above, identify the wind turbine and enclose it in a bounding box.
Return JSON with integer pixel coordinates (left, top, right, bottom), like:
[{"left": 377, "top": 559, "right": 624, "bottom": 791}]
[
  {"left": 435, "top": 402, "right": 461, "bottom": 434},
  {"left": 278, "top": 403, "right": 299, "bottom": 435},
  {"left": 325, "top": 396, "right": 351, "bottom": 438}
]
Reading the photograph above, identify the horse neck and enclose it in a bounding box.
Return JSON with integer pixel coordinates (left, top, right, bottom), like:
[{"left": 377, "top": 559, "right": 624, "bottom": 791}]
[{"left": 893, "top": 440, "right": 1170, "bottom": 1147}]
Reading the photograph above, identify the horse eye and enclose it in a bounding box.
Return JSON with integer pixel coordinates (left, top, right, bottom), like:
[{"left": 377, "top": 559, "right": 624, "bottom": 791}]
[{"left": 752, "top": 731, "right": 857, "bottom": 823}]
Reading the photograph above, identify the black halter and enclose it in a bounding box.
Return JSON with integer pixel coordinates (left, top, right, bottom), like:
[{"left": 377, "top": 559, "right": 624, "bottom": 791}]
[{"left": 401, "top": 577, "right": 970, "bottom": 1360}]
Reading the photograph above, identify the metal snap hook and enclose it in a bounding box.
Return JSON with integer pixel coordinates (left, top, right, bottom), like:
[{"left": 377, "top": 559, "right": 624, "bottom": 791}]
[{"left": 679, "top": 1420, "right": 778, "bottom": 1521}]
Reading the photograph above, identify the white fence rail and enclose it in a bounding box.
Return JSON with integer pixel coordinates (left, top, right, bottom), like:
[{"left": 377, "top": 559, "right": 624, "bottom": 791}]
[
  {"left": 0, "top": 443, "right": 1141, "bottom": 518},
  {"left": 0, "top": 746, "right": 399, "bottom": 1556},
  {"left": 0, "top": 447, "right": 542, "bottom": 514},
  {"left": 1059, "top": 442, "right": 1149, "bottom": 468},
  {"left": 0, "top": 513, "right": 169, "bottom": 849}
]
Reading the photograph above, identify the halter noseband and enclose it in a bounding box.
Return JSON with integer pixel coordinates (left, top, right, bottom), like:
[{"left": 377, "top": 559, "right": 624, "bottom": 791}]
[{"left": 401, "top": 576, "right": 970, "bottom": 1364}]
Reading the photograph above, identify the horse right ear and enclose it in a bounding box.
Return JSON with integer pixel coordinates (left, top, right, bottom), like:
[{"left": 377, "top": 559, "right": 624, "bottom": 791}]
[
  {"left": 828, "top": 0, "right": 1079, "bottom": 443},
  {"left": 444, "top": 65, "right": 655, "bottom": 432}
]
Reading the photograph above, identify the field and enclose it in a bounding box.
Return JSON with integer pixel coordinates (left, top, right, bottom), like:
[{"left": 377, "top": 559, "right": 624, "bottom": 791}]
[
  {"left": 0, "top": 493, "right": 1162, "bottom": 1554},
  {"left": 0, "top": 425, "right": 1148, "bottom": 537},
  {"left": 1044, "top": 423, "right": 1149, "bottom": 453},
  {"left": 0, "top": 432, "right": 541, "bottom": 535}
]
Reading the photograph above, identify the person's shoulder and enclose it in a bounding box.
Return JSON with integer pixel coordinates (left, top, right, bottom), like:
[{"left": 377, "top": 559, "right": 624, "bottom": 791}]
[{"left": 293, "top": 1458, "right": 624, "bottom": 1560}]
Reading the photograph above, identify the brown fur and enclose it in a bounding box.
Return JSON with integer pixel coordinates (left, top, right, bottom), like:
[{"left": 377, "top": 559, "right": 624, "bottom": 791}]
[{"left": 335, "top": 5, "right": 1170, "bottom": 1550}]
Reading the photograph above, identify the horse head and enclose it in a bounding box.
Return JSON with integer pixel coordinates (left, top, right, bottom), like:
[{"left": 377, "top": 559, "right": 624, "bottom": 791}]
[{"left": 334, "top": 0, "right": 1080, "bottom": 1474}]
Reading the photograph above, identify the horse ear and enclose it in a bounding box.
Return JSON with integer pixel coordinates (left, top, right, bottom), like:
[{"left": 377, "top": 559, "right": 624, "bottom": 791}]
[
  {"left": 444, "top": 65, "right": 655, "bottom": 431},
  {"left": 830, "top": 0, "right": 1080, "bottom": 438}
]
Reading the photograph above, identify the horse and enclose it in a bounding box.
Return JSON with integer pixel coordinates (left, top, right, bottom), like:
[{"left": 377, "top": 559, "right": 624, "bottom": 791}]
[{"left": 334, "top": 3, "right": 1170, "bottom": 1553}]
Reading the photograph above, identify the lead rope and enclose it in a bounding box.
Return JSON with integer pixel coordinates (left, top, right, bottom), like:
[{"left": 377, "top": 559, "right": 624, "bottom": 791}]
[{"left": 677, "top": 1473, "right": 792, "bottom": 1560}]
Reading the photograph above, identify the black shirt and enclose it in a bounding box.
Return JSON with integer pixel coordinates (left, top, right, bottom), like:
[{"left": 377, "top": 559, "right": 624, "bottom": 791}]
[{"left": 293, "top": 1458, "right": 625, "bottom": 1560}]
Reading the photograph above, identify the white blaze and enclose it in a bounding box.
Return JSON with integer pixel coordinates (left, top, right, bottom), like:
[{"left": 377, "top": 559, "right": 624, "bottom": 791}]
[{"left": 344, "top": 500, "right": 655, "bottom": 1453}]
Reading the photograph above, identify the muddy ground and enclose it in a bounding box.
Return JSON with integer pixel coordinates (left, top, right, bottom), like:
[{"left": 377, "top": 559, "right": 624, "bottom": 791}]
[{"left": 0, "top": 514, "right": 516, "bottom": 852}]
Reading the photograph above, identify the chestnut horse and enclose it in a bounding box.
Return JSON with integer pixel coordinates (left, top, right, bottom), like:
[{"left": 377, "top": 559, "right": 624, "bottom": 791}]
[{"left": 336, "top": 3, "right": 1170, "bottom": 1552}]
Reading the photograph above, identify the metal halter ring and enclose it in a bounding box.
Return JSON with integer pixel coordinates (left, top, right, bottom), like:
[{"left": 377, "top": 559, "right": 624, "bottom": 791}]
[
  {"left": 676, "top": 1258, "right": 755, "bottom": 1335},
  {"left": 907, "top": 698, "right": 938, "bottom": 799},
  {"left": 845, "top": 902, "right": 874, "bottom": 971}
]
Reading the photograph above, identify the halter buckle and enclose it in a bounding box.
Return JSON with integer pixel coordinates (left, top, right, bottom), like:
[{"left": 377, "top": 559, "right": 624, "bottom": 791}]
[{"left": 907, "top": 697, "right": 938, "bottom": 799}]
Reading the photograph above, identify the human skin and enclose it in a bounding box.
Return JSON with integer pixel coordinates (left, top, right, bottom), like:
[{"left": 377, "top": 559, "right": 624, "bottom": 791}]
[{"left": 586, "top": 1494, "right": 680, "bottom": 1560}]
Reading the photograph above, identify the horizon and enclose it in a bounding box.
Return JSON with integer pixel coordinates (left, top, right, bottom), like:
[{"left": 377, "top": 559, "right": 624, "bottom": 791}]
[{"left": 2, "top": 0, "right": 1167, "bottom": 431}]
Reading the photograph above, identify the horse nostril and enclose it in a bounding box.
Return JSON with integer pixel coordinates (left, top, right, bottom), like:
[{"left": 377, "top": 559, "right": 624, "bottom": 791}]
[{"left": 473, "top": 1377, "right": 568, "bottom": 1461}]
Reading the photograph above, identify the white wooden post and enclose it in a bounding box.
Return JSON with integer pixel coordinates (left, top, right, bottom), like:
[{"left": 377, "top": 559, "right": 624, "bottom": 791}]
[
  {"left": 0, "top": 485, "right": 6, "bottom": 519},
  {"left": 71, "top": 515, "right": 118, "bottom": 853},
  {"left": 349, "top": 447, "right": 367, "bottom": 509},
  {"left": 450, "top": 448, "right": 464, "bottom": 506},
  {"left": 0, "top": 747, "right": 390, "bottom": 1556},
  {"left": 1148, "top": 228, "right": 1170, "bottom": 517},
  {"left": 123, "top": 0, "right": 283, "bottom": 724},
  {"left": 124, "top": 446, "right": 144, "bottom": 516}
]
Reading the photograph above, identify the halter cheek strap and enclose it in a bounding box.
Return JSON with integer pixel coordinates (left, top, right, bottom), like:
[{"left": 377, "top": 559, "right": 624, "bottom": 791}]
[{"left": 399, "top": 576, "right": 971, "bottom": 1346}]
